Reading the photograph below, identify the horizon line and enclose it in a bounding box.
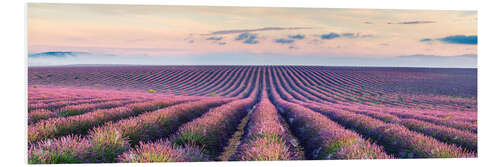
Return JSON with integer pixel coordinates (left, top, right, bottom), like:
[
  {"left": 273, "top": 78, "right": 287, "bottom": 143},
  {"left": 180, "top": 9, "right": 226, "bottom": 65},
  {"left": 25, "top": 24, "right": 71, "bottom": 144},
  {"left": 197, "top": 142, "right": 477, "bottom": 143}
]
[{"left": 27, "top": 64, "right": 478, "bottom": 69}]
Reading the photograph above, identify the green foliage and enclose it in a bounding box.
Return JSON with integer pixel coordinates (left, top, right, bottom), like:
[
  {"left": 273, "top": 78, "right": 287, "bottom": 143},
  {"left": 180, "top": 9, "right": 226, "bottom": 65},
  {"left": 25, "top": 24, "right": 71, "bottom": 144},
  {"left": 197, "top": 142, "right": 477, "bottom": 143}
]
[
  {"left": 88, "top": 127, "right": 130, "bottom": 162},
  {"left": 173, "top": 131, "right": 208, "bottom": 149},
  {"left": 209, "top": 93, "right": 217, "bottom": 97},
  {"left": 147, "top": 89, "right": 157, "bottom": 93},
  {"left": 33, "top": 85, "right": 40, "bottom": 88},
  {"left": 28, "top": 151, "right": 82, "bottom": 164},
  {"left": 326, "top": 141, "right": 346, "bottom": 155},
  {"left": 251, "top": 133, "right": 283, "bottom": 144},
  {"left": 321, "top": 138, "right": 357, "bottom": 158}
]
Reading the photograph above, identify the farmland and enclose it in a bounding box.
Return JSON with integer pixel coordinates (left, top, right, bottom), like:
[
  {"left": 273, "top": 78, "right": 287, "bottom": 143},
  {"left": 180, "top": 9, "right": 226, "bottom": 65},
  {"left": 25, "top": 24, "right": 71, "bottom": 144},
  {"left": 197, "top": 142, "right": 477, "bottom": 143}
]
[{"left": 27, "top": 66, "right": 477, "bottom": 163}]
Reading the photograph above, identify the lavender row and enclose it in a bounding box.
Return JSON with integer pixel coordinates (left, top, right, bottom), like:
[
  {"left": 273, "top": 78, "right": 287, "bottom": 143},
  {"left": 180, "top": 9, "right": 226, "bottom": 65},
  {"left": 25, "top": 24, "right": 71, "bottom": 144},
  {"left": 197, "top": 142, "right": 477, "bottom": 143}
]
[
  {"left": 208, "top": 66, "right": 247, "bottom": 96},
  {"left": 354, "top": 104, "right": 476, "bottom": 123},
  {"left": 177, "top": 68, "right": 230, "bottom": 94},
  {"left": 56, "top": 99, "right": 147, "bottom": 117},
  {"left": 219, "top": 66, "right": 254, "bottom": 97},
  {"left": 29, "top": 128, "right": 130, "bottom": 163},
  {"left": 170, "top": 87, "right": 259, "bottom": 158},
  {"left": 93, "top": 98, "right": 231, "bottom": 146},
  {"left": 119, "top": 97, "right": 256, "bottom": 163},
  {"left": 280, "top": 66, "right": 350, "bottom": 103},
  {"left": 328, "top": 101, "right": 477, "bottom": 132},
  {"left": 28, "top": 99, "right": 188, "bottom": 143},
  {"left": 193, "top": 68, "right": 242, "bottom": 96},
  {"left": 236, "top": 92, "right": 301, "bottom": 160},
  {"left": 28, "top": 97, "right": 128, "bottom": 112},
  {"left": 332, "top": 104, "right": 477, "bottom": 152},
  {"left": 374, "top": 106, "right": 476, "bottom": 133},
  {"left": 118, "top": 139, "right": 208, "bottom": 162},
  {"left": 267, "top": 77, "right": 391, "bottom": 159},
  {"left": 28, "top": 109, "right": 57, "bottom": 124},
  {"left": 302, "top": 102, "right": 475, "bottom": 158},
  {"left": 227, "top": 67, "right": 258, "bottom": 98},
  {"left": 28, "top": 98, "right": 231, "bottom": 163},
  {"left": 272, "top": 66, "right": 311, "bottom": 102},
  {"left": 274, "top": 100, "right": 391, "bottom": 159},
  {"left": 112, "top": 97, "right": 250, "bottom": 163}
]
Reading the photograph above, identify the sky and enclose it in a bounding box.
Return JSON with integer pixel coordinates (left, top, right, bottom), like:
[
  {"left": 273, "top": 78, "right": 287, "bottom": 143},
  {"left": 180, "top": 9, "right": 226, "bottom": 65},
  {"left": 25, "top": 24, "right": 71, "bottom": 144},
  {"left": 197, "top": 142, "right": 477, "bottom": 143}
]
[{"left": 27, "top": 3, "right": 477, "bottom": 67}]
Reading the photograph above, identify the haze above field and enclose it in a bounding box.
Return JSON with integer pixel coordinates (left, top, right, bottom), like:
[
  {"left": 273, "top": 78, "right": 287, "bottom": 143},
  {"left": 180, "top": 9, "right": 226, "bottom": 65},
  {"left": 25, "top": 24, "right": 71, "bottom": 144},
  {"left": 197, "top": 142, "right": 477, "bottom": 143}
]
[{"left": 28, "top": 3, "right": 477, "bottom": 68}]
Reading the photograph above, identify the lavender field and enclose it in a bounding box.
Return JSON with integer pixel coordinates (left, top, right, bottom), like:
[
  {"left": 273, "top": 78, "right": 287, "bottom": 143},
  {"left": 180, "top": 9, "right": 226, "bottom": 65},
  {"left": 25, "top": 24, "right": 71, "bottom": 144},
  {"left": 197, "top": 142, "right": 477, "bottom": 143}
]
[{"left": 27, "top": 66, "right": 477, "bottom": 163}]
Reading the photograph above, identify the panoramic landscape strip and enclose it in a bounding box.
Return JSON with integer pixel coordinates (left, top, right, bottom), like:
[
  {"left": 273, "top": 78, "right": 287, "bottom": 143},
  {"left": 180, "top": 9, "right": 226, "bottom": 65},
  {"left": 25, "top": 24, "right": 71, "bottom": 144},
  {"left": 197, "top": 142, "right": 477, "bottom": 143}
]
[
  {"left": 28, "top": 66, "right": 477, "bottom": 163},
  {"left": 27, "top": 3, "right": 477, "bottom": 164}
]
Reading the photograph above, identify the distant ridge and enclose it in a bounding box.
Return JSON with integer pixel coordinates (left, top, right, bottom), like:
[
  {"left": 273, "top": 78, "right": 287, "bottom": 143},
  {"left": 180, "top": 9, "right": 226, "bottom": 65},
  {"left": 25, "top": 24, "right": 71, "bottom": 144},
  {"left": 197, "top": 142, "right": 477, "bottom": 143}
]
[
  {"left": 28, "top": 51, "right": 90, "bottom": 58},
  {"left": 60, "top": 64, "right": 140, "bottom": 67},
  {"left": 397, "top": 54, "right": 477, "bottom": 59}
]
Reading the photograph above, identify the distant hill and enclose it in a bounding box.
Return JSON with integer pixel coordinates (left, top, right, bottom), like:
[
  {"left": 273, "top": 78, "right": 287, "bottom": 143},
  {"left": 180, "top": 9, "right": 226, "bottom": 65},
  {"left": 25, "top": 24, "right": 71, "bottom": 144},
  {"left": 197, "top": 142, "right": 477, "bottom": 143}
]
[{"left": 28, "top": 51, "right": 90, "bottom": 58}]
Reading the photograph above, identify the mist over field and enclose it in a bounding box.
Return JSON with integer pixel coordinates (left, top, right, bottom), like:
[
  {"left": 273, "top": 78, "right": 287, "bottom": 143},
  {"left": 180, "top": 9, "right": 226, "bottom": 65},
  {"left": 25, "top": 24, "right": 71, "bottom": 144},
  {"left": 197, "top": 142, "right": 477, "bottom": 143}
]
[{"left": 28, "top": 51, "right": 477, "bottom": 68}]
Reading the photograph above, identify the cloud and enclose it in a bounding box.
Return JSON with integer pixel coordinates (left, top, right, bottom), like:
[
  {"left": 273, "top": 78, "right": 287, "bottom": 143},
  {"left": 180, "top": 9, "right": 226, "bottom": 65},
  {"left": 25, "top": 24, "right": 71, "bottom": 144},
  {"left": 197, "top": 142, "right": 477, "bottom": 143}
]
[
  {"left": 388, "top": 21, "right": 436, "bottom": 24},
  {"left": 244, "top": 36, "right": 258, "bottom": 44},
  {"left": 319, "top": 32, "right": 372, "bottom": 40},
  {"left": 438, "top": 35, "right": 477, "bottom": 45},
  {"left": 341, "top": 33, "right": 356, "bottom": 38},
  {"left": 206, "top": 36, "right": 224, "bottom": 45},
  {"left": 288, "top": 34, "right": 305, "bottom": 40},
  {"left": 235, "top": 33, "right": 250, "bottom": 40},
  {"left": 206, "top": 36, "right": 223, "bottom": 41},
  {"left": 274, "top": 38, "right": 295, "bottom": 44},
  {"left": 320, "top": 33, "right": 341, "bottom": 40},
  {"left": 341, "top": 33, "right": 373, "bottom": 38},
  {"left": 205, "top": 27, "right": 313, "bottom": 35},
  {"left": 420, "top": 38, "right": 433, "bottom": 42},
  {"left": 235, "top": 32, "right": 258, "bottom": 44}
]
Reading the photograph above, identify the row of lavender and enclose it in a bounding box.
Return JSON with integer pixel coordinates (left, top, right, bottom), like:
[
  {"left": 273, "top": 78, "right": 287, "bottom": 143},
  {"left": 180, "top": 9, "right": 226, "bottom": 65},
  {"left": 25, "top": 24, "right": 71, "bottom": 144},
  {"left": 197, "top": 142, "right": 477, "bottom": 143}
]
[{"left": 29, "top": 66, "right": 476, "bottom": 110}]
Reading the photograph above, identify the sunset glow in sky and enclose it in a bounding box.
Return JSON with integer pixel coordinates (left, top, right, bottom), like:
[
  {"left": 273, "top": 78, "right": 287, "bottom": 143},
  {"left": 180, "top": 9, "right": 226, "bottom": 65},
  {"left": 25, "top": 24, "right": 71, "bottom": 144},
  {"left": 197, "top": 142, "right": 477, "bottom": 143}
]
[{"left": 27, "top": 3, "right": 477, "bottom": 67}]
